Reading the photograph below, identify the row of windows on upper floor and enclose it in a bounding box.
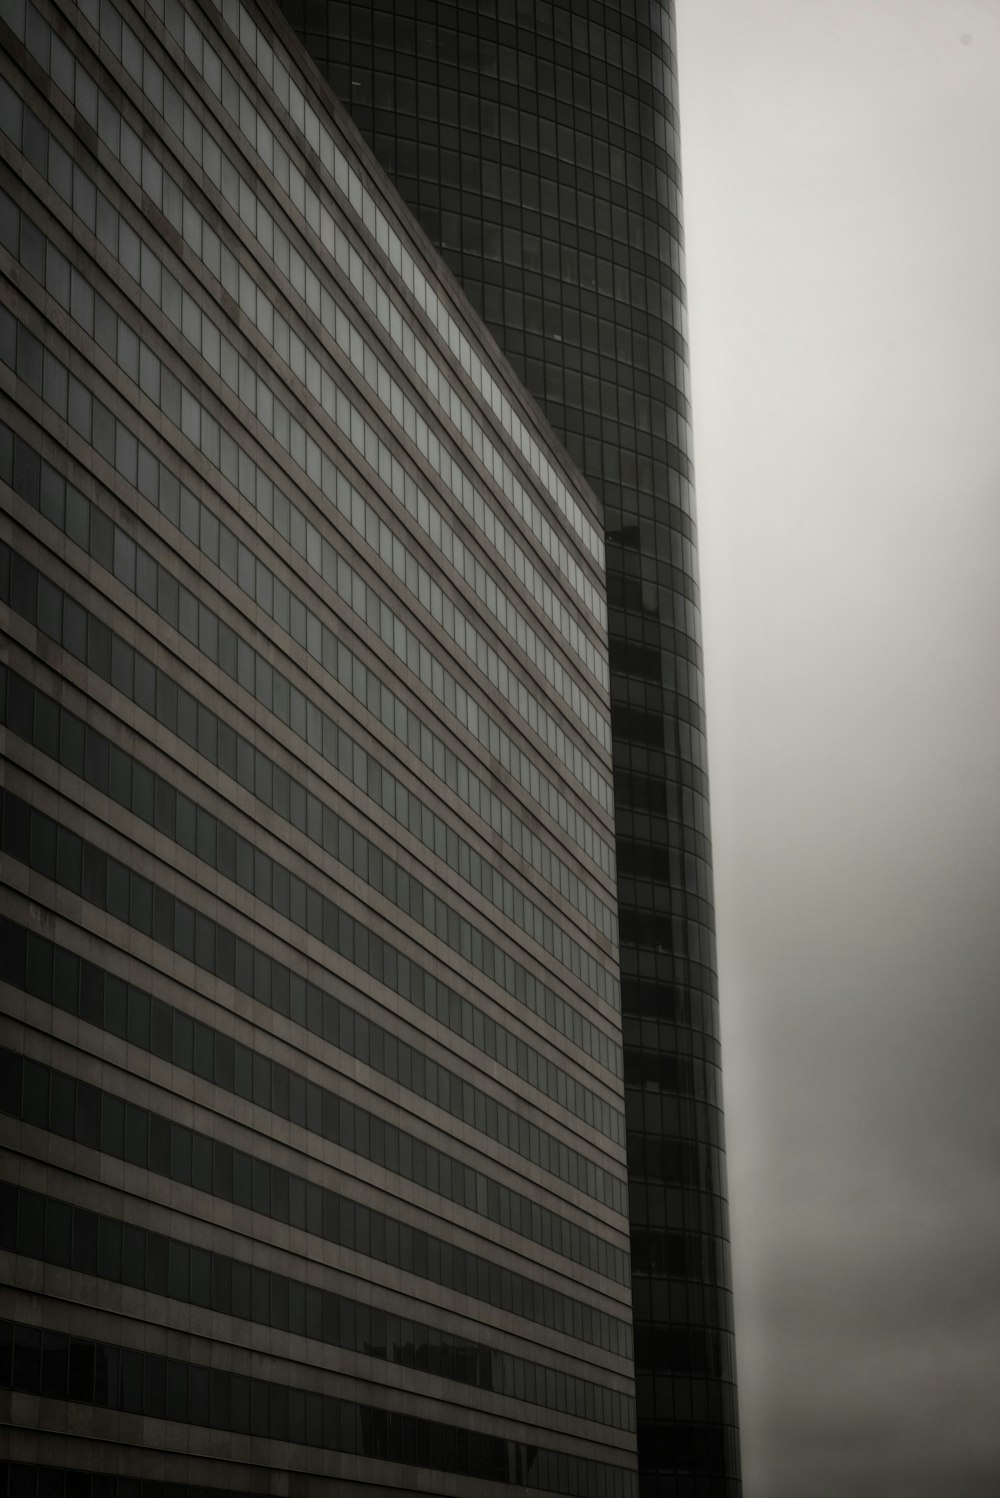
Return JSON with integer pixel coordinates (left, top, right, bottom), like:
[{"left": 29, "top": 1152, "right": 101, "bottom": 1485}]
[
  {"left": 3, "top": 11, "right": 610, "bottom": 697},
  {"left": 3, "top": 873, "right": 622, "bottom": 1197},
  {"left": 454, "top": 278, "right": 690, "bottom": 428},
  {"left": 616, "top": 908, "right": 716, "bottom": 979},
  {"left": 632, "top": 1327, "right": 736, "bottom": 1402},
  {"left": 1, "top": 434, "right": 625, "bottom": 1090},
  {"left": 452, "top": 347, "right": 693, "bottom": 490},
  {"left": 0, "top": 1319, "right": 636, "bottom": 1498},
  {"left": 614, "top": 851, "right": 714, "bottom": 932},
  {"left": 349, "top": 75, "right": 681, "bottom": 183},
  {"left": 396, "top": 139, "right": 687, "bottom": 292},
  {"left": 625, "top": 1090, "right": 727, "bottom": 1156},
  {"left": 328, "top": 12, "right": 680, "bottom": 131},
  {"left": 610, "top": 695, "right": 709, "bottom": 766},
  {"left": 624, "top": 1007, "right": 721, "bottom": 1072},
  {"left": 1, "top": 272, "right": 616, "bottom": 958},
  {"left": 614, "top": 804, "right": 712, "bottom": 880},
  {"left": 430, "top": 238, "right": 690, "bottom": 385},
  {"left": 447, "top": 237, "right": 690, "bottom": 388},
  {"left": 625, "top": 1132, "right": 728, "bottom": 1202},
  {"left": 3, "top": 464, "right": 616, "bottom": 1006},
  {"left": 609, "top": 696, "right": 710, "bottom": 789},
  {"left": 621, "top": 975, "right": 720, "bottom": 1039},
  {"left": 342, "top": 75, "right": 684, "bottom": 216},
  {"left": 0, "top": 442, "right": 622, "bottom": 1074},
  {"left": 1, "top": 857, "right": 620, "bottom": 1219},
  {"left": 0, "top": 1047, "right": 631, "bottom": 1358},
  {"left": 628, "top": 1227, "right": 731, "bottom": 1295},
  {"left": 623, "top": 1026, "right": 723, "bottom": 1118},
  {"left": 1, "top": 655, "right": 626, "bottom": 1155},
  {"left": 0, "top": 780, "right": 625, "bottom": 1213},
  {"left": 392, "top": 141, "right": 690, "bottom": 323},
  {"left": 56, "top": 0, "right": 609, "bottom": 618},
  {"left": 0, "top": 390, "right": 618, "bottom": 1021},
  {"left": 338, "top": 23, "right": 679, "bottom": 98},
  {"left": 630, "top": 1334, "right": 737, "bottom": 1395},
  {"left": 0, "top": 913, "right": 628, "bottom": 1287},
  {"left": 624, "top": 1100, "right": 728, "bottom": 1181},
  {"left": 1, "top": 654, "right": 620, "bottom": 1160},
  {"left": 611, "top": 734, "right": 710, "bottom": 807},
  {"left": 335, "top": 0, "right": 677, "bottom": 63},
  {"left": 631, "top": 1256, "right": 735, "bottom": 1318},
  {"left": 484, "top": 390, "right": 700, "bottom": 539},
  {"left": 378, "top": 78, "right": 675, "bottom": 166},
  {"left": 60, "top": 39, "right": 613, "bottom": 713},
  {"left": 618, "top": 950, "right": 717, "bottom": 1014},
  {"left": 0, "top": 95, "right": 615, "bottom": 799},
  {"left": 512, "top": 367, "right": 695, "bottom": 487},
  {"left": 607, "top": 710, "right": 709, "bottom": 811},
  {"left": 611, "top": 677, "right": 706, "bottom": 744},
  {"left": 604, "top": 674, "right": 706, "bottom": 760},
  {"left": 617, "top": 905, "right": 716, "bottom": 966},
  {"left": 606, "top": 608, "right": 704, "bottom": 693},
  {"left": 628, "top": 1174, "right": 730, "bottom": 1246},
  {"left": 633, "top": 1322, "right": 736, "bottom": 1391},
  {"left": 612, "top": 740, "right": 711, "bottom": 799},
  {"left": 608, "top": 540, "right": 702, "bottom": 618},
  {"left": 1, "top": 1183, "right": 634, "bottom": 1434},
  {"left": 0, "top": 533, "right": 619, "bottom": 1108},
  {"left": 1, "top": 401, "right": 614, "bottom": 960},
  {"left": 0, "top": 233, "right": 617, "bottom": 890},
  {"left": 617, "top": 905, "right": 718, "bottom": 1009},
  {"left": 535, "top": 403, "right": 693, "bottom": 497},
  {"left": 495, "top": 329, "right": 691, "bottom": 462},
  {"left": 0, "top": 874, "right": 625, "bottom": 1216},
  {"left": 634, "top": 1380, "right": 738, "bottom": 1449},
  {"left": 335, "top": 0, "right": 676, "bottom": 60},
  {"left": 391, "top": 159, "right": 691, "bottom": 356},
  {"left": 201, "top": 0, "right": 609, "bottom": 576},
  {"left": 615, "top": 776, "right": 711, "bottom": 839},
  {"left": 614, "top": 840, "right": 713, "bottom": 915},
  {"left": 624, "top": 1084, "right": 725, "bottom": 1158},
  {"left": 332, "top": 0, "right": 676, "bottom": 61},
  {"left": 608, "top": 590, "right": 705, "bottom": 661},
  {"left": 611, "top": 716, "right": 709, "bottom": 785}
]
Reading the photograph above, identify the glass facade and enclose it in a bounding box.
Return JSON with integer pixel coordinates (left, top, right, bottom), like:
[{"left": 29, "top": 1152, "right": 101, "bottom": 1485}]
[
  {"left": 277, "top": 2, "right": 741, "bottom": 1493},
  {"left": 0, "top": 1, "right": 632, "bottom": 1494}
]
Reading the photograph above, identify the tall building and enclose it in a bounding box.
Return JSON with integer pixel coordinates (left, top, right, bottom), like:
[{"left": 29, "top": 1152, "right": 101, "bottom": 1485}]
[
  {"left": 0, "top": 1, "right": 634, "bottom": 1495},
  {"left": 277, "top": 3, "right": 741, "bottom": 1494},
  {"left": 0, "top": 1, "right": 739, "bottom": 1496}
]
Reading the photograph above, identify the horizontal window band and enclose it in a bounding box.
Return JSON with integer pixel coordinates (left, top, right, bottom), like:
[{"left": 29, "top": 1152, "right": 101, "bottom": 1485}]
[
  {"left": 0, "top": 1047, "right": 631, "bottom": 1359},
  {"left": 0, "top": 637, "right": 623, "bottom": 1216},
  {"left": 0, "top": 389, "right": 622, "bottom": 1042},
  {"left": 0, "top": 912, "right": 628, "bottom": 1286},
  {"left": 0, "top": 135, "right": 616, "bottom": 855},
  {"left": 1, "top": 1463, "right": 254, "bottom": 1498},
  {"left": 0, "top": 636, "right": 623, "bottom": 1144},
  {"left": 0, "top": 1318, "right": 635, "bottom": 1496},
  {"left": 0, "top": 1180, "right": 634, "bottom": 1432}
]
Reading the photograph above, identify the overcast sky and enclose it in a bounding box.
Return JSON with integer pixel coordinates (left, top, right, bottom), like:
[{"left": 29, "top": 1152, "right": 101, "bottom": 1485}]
[{"left": 675, "top": 3, "right": 1000, "bottom": 1494}]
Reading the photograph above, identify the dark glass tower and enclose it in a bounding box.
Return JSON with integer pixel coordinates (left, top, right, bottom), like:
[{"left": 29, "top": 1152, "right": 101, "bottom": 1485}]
[{"left": 279, "top": 2, "right": 742, "bottom": 1492}]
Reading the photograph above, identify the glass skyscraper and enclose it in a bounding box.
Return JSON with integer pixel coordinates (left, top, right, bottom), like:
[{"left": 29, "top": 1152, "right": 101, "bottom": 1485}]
[
  {"left": 1, "top": 2, "right": 738, "bottom": 1497},
  {"left": 1, "top": 0, "right": 633, "bottom": 1492},
  {"left": 279, "top": 3, "right": 741, "bottom": 1494}
]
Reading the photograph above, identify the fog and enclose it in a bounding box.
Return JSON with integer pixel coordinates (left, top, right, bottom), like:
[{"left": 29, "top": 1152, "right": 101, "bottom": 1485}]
[{"left": 677, "top": 3, "right": 1000, "bottom": 1493}]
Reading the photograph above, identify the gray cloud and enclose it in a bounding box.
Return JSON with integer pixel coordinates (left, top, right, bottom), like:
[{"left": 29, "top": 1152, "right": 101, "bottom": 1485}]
[{"left": 676, "top": 2, "right": 1000, "bottom": 1493}]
